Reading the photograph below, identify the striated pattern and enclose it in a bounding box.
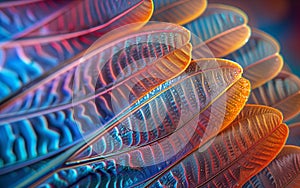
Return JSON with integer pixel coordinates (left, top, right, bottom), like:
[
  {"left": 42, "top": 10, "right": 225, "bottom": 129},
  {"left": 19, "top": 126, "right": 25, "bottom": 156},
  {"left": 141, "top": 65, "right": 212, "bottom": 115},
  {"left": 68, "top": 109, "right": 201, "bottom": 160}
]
[
  {"left": 248, "top": 71, "right": 300, "bottom": 120},
  {"left": 0, "top": 0, "right": 153, "bottom": 101},
  {"left": 0, "top": 23, "right": 191, "bottom": 170},
  {"left": 184, "top": 4, "right": 250, "bottom": 58},
  {"left": 226, "top": 29, "right": 283, "bottom": 88},
  {"left": 243, "top": 146, "right": 300, "bottom": 188},
  {"left": 0, "top": 0, "right": 69, "bottom": 40},
  {"left": 151, "top": 0, "right": 207, "bottom": 25},
  {"left": 0, "top": 0, "right": 147, "bottom": 40},
  {"left": 69, "top": 59, "right": 245, "bottom": 161},
  {"left": 148, "top": 105, "right": 287, "bottom": 187},
  {"left": 38, "top": 62, "right": 250, "bottom": 187}
]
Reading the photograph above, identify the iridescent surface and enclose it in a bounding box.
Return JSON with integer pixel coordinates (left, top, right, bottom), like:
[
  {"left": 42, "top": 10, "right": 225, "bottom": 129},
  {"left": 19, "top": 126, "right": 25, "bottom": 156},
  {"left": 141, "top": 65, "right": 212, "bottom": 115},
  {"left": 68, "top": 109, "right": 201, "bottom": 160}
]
[
  {"left": 0, "top": 0, "right": 153, "bottom": 100},
  {"left": 184, "top": 4, "right": 250, "bottom": 58},
  {"left": 151, "top": 0, "right": 207, "bottom": 25},
  {"left": 226, "top": 29, "right": 283, "bottom": 89},
  {"left": 39, "top": 59, "right": 250, "bottom": 187},
  {"left": 243, "top": 146, "right": 300, "bottom": 188},
  {"left": 248, "top": 71, "right": 300, "bottom": 121},
  {"left": 0, "top": 22, "right": 191, "bottom": 174},
  {"left": 1, "top": 0, "right": 300, "bottom": 187}
]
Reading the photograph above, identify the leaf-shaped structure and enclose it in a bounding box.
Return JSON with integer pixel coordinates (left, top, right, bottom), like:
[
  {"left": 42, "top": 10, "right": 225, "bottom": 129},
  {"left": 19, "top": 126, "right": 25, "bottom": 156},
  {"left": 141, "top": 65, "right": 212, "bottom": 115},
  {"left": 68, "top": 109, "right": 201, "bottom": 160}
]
[
  {"left": 37, "top": 61, "right": 250, "bottom": 187},
  {"left": 0, "top": 0, "right": 153, "bottom": 100},
  {"left": 225, "top": 29, "right": 283, "bottom": 89},
  {"left": 243, "top": 146, "right": 300, "bottom": 188},
  {"left": 145, "top": 105, "right": 288, "bottom": 187},
  {"left": 0, "top": 0, "right": 152, "bottom": 40},
  {"left": 68, "top": 59, "right": 248, "bottom": 162},
  {"left": 248, "top": 71, "right": 300, "bottom": 121},
  {"left": 151, "top": 0, "right": 207, "bottom": 25},
  {"left": 183, "top": 4, "right": 250, "bottom": 58},
  {"left": 0, "top": 22, "right": 191, "bottom": 174},
  {"left": 287, "top": 123, "right": 300, "bottom": 147}
]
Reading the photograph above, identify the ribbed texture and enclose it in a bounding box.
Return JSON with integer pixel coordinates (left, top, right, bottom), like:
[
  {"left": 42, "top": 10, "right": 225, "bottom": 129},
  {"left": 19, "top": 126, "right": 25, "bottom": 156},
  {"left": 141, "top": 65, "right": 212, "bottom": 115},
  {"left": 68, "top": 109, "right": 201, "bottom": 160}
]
[
  {"left": 151, "top": 0, "right": 207, "bottom": 25},
  {"left": 226, "top": 29, "right": 283, "bottom": 88},
  {"left": 148, "top": 105, "right": 287, "bottom": 187},
  {"left": 0, "top": 23, "right": 191, "bottom": 172},
  {"left": 243, "top": 146, "right": 300, "bottom": 188},
  {"left": 248, "top": 71, "right": 300, "bottom": 121},
  {"left": 38, "top": 59, "right": 248, "bottom": 187},
  {"left": 184, "top": 4, "right": 250, "bottom": 58},
  {"left": 0, "top": 0, "right": 153, "bottom": 101},
  {"left": 0, "top": 0, "right": 146, "bottom": 39}
]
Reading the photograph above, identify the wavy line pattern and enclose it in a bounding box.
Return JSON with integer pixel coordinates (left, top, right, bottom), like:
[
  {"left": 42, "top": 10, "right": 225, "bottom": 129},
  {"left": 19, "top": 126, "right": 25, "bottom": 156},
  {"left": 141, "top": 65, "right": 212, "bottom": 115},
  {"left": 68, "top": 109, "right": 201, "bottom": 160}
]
[
  {"left": 243, "top": 146, "right": 300, "bottom": 188},
  {"left": 38, "top": 60, "right": 250, "bottom": 187},
  {"left": 0, "top": 0, "right": 146, "bottom": 40},
  {"left": 68, "top": 59, "right": 245, "bottom": 162},
  {"left": 0, "top": 23, "right": 191, "bottom": 170},
  {"left": 248, "top": 71, "right": 300, "bottom": 120},
  {"left": 226, "top": 29, "right": 283, "bottom": 88},
  {"left": 183, "top": 4, "right": 250, "bottom": 58},
  {"left": 147, "top": 105, "right": 287, "bottom": 187},
  {"left": 151, "top": 0, "right": 207, "bottom": 25},
  {"left": 0, "top": 0, "right": 69, "bottom": 41},
  {"left": 0, "top": 0, "right": 153, "bottom": 101}
]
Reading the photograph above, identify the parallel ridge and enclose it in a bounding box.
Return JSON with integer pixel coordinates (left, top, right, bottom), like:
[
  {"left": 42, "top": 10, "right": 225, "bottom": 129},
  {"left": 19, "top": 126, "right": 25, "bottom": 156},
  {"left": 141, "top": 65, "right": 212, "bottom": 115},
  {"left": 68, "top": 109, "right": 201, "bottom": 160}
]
[
  {"left": 0, "top": 0, "right": 153, "bottom": 101},
  {"left": 243, "top": 146, "right": 300, "bottom": 188},
  {"left": 147, "top": 105, "right": 287, "bottom": 187},
  {"left": 26, "top": 0, "right": 146, "bottom": 37},
  {"left": 68, "top": 59, "right": 245, "bottom": 162},
  {"left": 0, "top": 22, "right": 186, "bottom": 119},
  {"left": 38, "top": 63, "right": 249, "bottom": 187},
  {"left": 151, "top": 0, "right": 207, "bottom": 25},
  {"left": 287, "top": 123, "right": 300, "bottom": 147},
  {"left": 226, "top": 29, "right": 283, "bottom": 88},
  {"left": 0, "top": 0, "right": 69, "bottom": 41},
  {"left": 183, "top": 4, "right": 250, "bottom": 58},
  {"left": 0, "top": 0, "right": 147, "bottom": 40},
  {"left": 0, "top": 23, "right": 191, "bottom": 170},
  {"left": 248, "top": 71, "right": 300, "bottom": 121}
]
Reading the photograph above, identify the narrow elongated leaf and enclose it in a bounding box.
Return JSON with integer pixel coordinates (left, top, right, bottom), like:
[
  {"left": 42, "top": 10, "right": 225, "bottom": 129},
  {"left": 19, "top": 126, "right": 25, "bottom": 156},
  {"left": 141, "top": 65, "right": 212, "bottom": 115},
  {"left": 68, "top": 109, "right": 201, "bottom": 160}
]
[
  {"left": 146, "top": 105, "right": 288, "bottom": 187},
  {"left": 37, "top": 64, "right": 250, "bottom": 187},
  {"left": 0, "top": 58, "right": 246, "bottom": 187},
  {"left": 151, "top": 0, "right": 207, "bottom": 25},
  {"left": 0, "top": 0, "right": 153, "bottom": 100},
  {"left": 226, "top": 29, "right": 283, "bottom": 88},
  {"left": 68, "top": 59, "right": 248, "bottom": 163},
  {"left": 287, "top": 123, "right": 300, "bottom": 147},
  {"left": 0, "top": 23, "right": 191, "bottom": 172},
  {"left": 243, "top": 146, "right": 300, "bottom": 188},
  {"left": 183, "top": 4, "right": 250, "bottom": 58},
  {"left": 248, "top": 71, "right": 300, "bottom": 121},
  {"left": 0, "top": 0, "right": 69, "bottom": 41},
  {"left": 0, "top": 0, "right": 152, "bottom": 40}
]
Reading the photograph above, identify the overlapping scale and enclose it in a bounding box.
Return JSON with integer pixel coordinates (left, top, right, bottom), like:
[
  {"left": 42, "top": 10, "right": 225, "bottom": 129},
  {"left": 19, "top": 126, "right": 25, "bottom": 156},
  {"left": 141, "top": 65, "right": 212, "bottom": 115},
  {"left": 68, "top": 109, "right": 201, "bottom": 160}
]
[
  {"left": 37, "top": 59, "right": 250, "bottom": 187},
  {"left": 146, "top": 105, "right": 288, "bottom": 187},
  {"left": 151, "top": 0, "right": 207, "bottom": 25},
  {"left": 226, "top": 29, "right": 283, "bottom": 89},
  {"left": 0, "top": 0, "right": 151, "bottom": 40},
  {"left": 0, "top": 0, "right": 153, "bottom": 101},
  {"left": 0, "top": 0, "right": 69, "bottom": 41},
  {"left": 243, "top": 146, "right": 300, "bottom": 188},
  {"left": 183, "top": 4, "right": 250, "bottom": 58},
  {"left": 248, "top": 71, "right": 300, "bottom": 121},
  {"left": 0, "top": 22, "right": 192, "bottom": 184},
  {"left": 68, "top": 58, "right": 247, "bottom": 162}
]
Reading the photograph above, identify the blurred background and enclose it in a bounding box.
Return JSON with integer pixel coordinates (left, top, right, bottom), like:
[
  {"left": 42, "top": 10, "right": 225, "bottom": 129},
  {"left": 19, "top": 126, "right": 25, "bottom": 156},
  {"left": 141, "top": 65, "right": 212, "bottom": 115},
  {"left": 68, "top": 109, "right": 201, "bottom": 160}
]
[{"left": 211, "top": 0, "right": 300, "bottom": 76}]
